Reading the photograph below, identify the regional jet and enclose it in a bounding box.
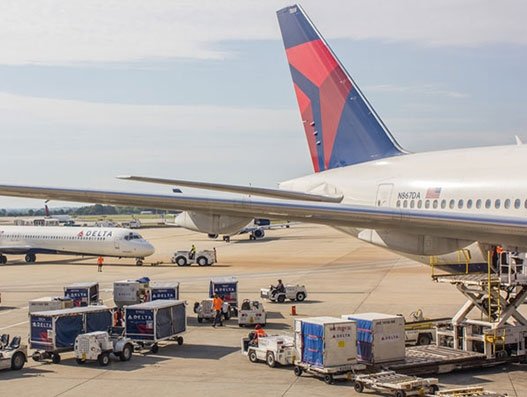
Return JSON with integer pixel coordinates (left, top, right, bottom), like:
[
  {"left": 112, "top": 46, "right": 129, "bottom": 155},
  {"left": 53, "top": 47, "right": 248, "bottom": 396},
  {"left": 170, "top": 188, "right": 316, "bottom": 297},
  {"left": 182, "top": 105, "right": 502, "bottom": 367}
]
[
  {"left": 0, "top": 5, "right": 526, "bottom": 272},
  {"left": 0, "top": 226, "right": 155, "bottom": 265}
]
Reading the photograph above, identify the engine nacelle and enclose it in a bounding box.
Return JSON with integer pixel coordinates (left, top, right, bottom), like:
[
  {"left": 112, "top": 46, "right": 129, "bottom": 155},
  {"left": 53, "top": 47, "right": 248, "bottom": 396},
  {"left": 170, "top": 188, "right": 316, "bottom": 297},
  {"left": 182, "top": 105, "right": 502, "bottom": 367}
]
[
  {"left": 175, "top": 211, "right": 252, "bottom": 235},
  {"left": 358, "top": 229, "right": 474, "bottom": 256},
  {"left": 251, "top": 228, "right": 265, "bottom": 239},
  {"left": 207, "top": 234, "right": 219, "bottom": 239}
]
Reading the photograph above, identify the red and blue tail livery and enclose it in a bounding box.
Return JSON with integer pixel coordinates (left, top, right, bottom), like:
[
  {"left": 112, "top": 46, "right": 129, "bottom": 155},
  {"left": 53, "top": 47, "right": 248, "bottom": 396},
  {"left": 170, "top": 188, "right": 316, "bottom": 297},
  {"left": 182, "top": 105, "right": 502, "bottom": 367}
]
[{"left": 277, "top": 5, "right": 404, "bottom": 172}]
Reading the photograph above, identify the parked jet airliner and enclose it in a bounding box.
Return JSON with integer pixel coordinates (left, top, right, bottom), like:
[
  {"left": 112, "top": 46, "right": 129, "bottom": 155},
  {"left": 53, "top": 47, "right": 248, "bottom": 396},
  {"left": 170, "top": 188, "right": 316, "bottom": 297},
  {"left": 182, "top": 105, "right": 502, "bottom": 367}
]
[
  {"left": 0, "top": 226, "right": 155, "bottom": 265},
  {"left": 0, "top": 5, "right": 525, "bottom": 271}
]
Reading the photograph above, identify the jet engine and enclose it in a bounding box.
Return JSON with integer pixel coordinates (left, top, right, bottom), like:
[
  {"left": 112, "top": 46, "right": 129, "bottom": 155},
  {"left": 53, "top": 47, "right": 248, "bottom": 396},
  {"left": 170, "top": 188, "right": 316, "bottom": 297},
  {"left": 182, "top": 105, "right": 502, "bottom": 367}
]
[
  {"left": 175, "top": 211, "right": 252, "bottom": 235},
  {"left": 207, "top": 234, "right": 219, "bottom": 239},
  {"left": 251, "top": 228, "right": 265, "bottom": 240}
]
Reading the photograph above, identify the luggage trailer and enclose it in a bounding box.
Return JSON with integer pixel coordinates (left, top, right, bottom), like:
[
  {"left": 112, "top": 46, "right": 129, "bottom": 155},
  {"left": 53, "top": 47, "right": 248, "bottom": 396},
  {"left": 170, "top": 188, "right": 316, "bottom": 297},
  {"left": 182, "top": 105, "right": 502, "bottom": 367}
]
[{"left": 352, "top": 371, "right": 439, "bottom": 397}]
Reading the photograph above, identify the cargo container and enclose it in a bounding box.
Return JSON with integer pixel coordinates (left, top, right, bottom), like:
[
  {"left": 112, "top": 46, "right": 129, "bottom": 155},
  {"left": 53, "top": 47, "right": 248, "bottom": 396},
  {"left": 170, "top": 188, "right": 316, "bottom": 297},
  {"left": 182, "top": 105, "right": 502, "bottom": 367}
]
[
  {"left": 113, "top": 278, "right": 150, "bottom": 307},
  {"left": 29, "top": 306, "right": 113, "bottom": 364},
  {"left": 124, "top": 300, "right": 186, "bottom": 353},
  {"left": 150, "top": 281, "right": 180, "bottom": 301},
  {"left": 342, "top": 313, "right": 405, "bottom": 364},
  {"left": 209, "top": 277, "right": 238, "bottom": 316},
  {"left": 64, "top": 282, "right": 100, "bottom": 307},
  {"left": 28, "top": 297, "right": 73, "bottom": 314}
]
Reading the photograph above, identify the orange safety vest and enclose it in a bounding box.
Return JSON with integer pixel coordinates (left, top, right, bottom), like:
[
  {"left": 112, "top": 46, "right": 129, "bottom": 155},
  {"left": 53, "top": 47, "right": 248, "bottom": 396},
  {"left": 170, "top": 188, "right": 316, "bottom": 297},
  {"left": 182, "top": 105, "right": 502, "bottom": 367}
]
[
  {"left": 97, "top": 257, "right": 104, "bottom": 265},
  {"left": 255, "top": 328, "right": 266, "bottom": 338},
  {"left": 213, "top": 297, "right": 223, "bottom": 311}
]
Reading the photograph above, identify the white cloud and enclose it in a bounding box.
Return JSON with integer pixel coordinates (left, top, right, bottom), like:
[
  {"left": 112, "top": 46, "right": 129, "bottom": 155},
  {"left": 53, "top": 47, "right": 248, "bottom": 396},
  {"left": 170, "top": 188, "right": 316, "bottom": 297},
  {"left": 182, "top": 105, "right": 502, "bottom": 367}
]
[{"left": 0, "top": 0, "right": 526, "bottom": 65}]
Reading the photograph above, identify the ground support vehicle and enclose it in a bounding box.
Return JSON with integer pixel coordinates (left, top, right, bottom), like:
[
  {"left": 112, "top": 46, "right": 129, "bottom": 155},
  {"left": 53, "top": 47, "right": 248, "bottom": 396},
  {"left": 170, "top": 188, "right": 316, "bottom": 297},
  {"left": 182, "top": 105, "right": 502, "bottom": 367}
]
[
  {"left": 209, "top": 277, "right": 238, "bottom": 317},
  {"left": 113, "top": 278, "right": 150, "bottom": 307},
  {"left": 294, "top": 316, "right": 363, "bottom": 384},
  {"left": 430, "top": 387, "right": 507, "bottom": 397},
  {"left": 404, "top": 310, "right": 449, "bottom": 346},
  {"left": 124, "top": 300, "right": 186, "bottom": 353},
  {"left": 194, "top": 299, "right": 215, "bottom": 323},
  {"left": 74, "top": 330, "right": 134, "bottom": 366},
  {"left": 352, "top": 371, "right": 439, "bottom": 397},
  {"left": 30, "top": 306, "right": 113, "bottom": 364},
  {"left": 241, "top": 335, "right": 295, "bottom": 368},
  {"left": 260, "top": 284, "right": 307, "bottom": 303},
  {"left": 64, "top": 282, "right": 100, "bottom": 307},
  {"left": 238, "top": 300, "right": 266, "bottom": 327},
  {"left": 28, "top": 296, "right": 73, "bottom": 313},
  {"left": 171, "top": 250, "right": 215, "bottom": 266},
  {"left": 0, "top": 335, "right": 27, "bottom": 371}
]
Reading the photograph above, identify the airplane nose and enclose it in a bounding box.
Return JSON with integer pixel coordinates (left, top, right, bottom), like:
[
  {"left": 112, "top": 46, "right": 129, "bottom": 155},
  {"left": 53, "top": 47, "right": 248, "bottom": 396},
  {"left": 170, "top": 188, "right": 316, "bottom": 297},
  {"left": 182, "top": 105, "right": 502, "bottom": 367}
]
[{"left": 143, "top": 243, "right": 155, "bottom": 257}]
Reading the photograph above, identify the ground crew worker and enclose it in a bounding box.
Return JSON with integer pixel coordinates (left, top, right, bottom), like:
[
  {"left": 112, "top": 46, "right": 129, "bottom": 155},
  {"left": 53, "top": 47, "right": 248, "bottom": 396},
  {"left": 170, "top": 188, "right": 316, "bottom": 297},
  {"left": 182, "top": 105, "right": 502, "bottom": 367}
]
[
  {"left": 212, "top": 294, "right": 224, "bottom": 327},
  {"left": 250, "top": 324, "right": 266, "bottom": 346},
  {"left": 189, "top": 244, "right": 196, "bottom": 260},
  {"left": 97, "top": 256, "right": 104, "bottom": 272}
]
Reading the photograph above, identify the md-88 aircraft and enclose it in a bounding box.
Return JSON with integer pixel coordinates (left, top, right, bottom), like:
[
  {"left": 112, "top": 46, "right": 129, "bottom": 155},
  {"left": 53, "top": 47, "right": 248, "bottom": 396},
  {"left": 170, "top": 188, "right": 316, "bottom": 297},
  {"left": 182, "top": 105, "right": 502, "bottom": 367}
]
[
  {"left": 0, "top": 226, "right": 155, "bottom": 265},
  {"left": 0, "top": 4, "right": 525, "bottom": 272}
]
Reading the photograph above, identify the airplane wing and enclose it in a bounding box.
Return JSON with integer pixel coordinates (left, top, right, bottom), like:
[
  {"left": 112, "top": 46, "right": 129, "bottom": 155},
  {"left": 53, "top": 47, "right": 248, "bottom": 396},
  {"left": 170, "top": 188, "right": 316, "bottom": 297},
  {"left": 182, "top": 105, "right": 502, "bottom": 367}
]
[
  {"left": 0, "top": 245, "right": 33, "bottom": 254},
  {"left": 0, "top": 184, "right": 526, "bottom": 245},
  {"left": 117, "top": 175, "right": 343, "bottom": 203}
]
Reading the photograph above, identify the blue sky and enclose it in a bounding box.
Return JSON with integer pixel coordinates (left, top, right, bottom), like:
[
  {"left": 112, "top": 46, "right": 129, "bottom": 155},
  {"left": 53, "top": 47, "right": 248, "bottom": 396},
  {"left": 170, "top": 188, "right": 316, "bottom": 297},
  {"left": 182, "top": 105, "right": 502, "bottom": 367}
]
[{"left": 1, "top": 0, "right": 526, "bottom": 208}]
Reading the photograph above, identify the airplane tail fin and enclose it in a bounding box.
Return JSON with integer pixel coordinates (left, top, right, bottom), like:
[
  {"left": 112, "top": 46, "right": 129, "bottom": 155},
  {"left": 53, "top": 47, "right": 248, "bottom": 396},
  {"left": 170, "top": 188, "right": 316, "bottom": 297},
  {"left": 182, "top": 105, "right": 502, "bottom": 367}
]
[{"left": 277, "top": 5, "right": 405, "bottom": 172}]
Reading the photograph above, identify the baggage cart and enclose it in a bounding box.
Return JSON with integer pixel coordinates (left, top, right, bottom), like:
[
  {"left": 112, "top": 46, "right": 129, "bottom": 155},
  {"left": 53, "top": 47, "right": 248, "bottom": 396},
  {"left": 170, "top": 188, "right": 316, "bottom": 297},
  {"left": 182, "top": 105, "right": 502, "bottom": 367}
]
[
  {"left": 125, "top": 300, "right": 186, "bottom": 353},
  {"left": 293, "top": 316, "right": 364, "bottom": 384},
  {"left": 28, "top": 296, "right": 73, "bottom": 313},
  {"left": 113, "top": 278, "right": 150, "bottom": 308},
  {"left": 430, "top": 387, "right": 508, "bottom": 397},
  {"left": 209, "top": 277, "right": 238, "bottom": 317},
  {"left": 150, "top": 281, "right": 180, "bottom": 301},
  {"left": 352, "top": 371, "right": 439, "bottom": 397},
  {"left": 64, "top": 282, "right": 100, "bottom": 307},
  {"left": 30, "top": 306, "right": 113, "bottom": 363}
]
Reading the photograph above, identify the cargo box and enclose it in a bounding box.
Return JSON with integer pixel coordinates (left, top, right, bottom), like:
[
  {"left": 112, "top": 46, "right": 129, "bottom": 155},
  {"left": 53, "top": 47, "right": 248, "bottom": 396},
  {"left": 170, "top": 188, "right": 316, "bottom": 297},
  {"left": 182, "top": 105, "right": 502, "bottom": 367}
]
[
  {"left": 294, "top": 316, "right": 357, "bottom": 368},
  {"left": 125, "top": 300, "right": 186, "bottom": 342},
  {"left": 28, "top": 297, "right": 73, "bottom": 314},
  {"left": 209, "top": 277, "right": 238, "bottom": 307},
  {"left": 113, "top": 279, "right": 150, "bottom": 307},
  {"left": 150, "top": 281, "right": 180, "bottom": 301},
  {"left": 342, "top": 313, "right": 405, "bottom": 364},
  {"left": 64, "top": 282, "right": 99, "bottom": 307}
]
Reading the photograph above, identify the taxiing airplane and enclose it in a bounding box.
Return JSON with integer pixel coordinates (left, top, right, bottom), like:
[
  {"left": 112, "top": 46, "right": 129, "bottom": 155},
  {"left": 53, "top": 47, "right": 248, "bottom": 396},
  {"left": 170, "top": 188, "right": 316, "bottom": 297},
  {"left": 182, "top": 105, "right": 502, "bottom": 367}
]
[
  {"left": 0, "top": 226, "right": 155, "bottom": 265},
  {"left": 0, "top": 5, "right": 525, "bottom": 272}
]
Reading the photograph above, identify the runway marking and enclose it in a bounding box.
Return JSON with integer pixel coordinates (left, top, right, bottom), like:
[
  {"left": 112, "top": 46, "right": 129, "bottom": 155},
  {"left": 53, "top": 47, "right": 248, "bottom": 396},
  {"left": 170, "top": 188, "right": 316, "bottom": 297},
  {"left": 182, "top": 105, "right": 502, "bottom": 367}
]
[
  {"left": 0, "top": 320, "right": 28, "bottom": 330},
  {"left": 0, "top": 305, "right": 28, "bottom": 316}
]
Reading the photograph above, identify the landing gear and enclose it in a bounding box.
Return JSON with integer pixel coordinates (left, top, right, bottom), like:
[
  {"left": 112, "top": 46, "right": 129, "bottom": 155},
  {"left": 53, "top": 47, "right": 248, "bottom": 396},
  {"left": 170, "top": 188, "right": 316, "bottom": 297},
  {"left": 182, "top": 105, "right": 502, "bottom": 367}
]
[
  {"left": 222, "top": 235, "right": 231, "bottom": 242},
  {"left": 135, "top": 258, "right": 144, "bottom": 266},
  {"left": 25, "top": 253, "right": 36, "bottom": 263},
  {"left": 0, "top": 255, "right": 6, "bottom": 264}
]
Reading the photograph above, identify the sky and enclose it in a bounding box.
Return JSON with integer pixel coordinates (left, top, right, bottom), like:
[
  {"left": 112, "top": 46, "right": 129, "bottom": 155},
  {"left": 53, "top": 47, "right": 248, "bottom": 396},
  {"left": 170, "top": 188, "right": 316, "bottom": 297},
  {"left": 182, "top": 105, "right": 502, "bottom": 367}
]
[{"left": 1, "top": 0, "right": 527, "bottom": 208}]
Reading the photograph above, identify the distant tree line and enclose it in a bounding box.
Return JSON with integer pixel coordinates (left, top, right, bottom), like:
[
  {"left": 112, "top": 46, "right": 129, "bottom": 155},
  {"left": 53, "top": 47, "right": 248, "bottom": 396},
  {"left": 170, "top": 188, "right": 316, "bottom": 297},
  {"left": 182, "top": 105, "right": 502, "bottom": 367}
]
[{"left": 0, "top": 205, "right": 173, "bottom": 217}]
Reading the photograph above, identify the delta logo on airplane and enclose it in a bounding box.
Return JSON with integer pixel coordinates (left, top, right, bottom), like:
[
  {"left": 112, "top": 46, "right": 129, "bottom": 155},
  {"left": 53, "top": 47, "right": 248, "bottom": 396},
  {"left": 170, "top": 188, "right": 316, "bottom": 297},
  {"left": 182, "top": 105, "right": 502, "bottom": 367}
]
[{"left": 77, "top": 230, "right": 113, "bottom": 238}]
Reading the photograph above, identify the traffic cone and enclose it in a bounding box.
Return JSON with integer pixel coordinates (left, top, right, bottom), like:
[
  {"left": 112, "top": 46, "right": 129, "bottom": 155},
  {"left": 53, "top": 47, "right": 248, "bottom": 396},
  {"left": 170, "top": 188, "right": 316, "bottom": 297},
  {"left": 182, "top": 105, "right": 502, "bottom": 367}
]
[{"left": 291, "top": 305, "right": 297, "bottom": 316}]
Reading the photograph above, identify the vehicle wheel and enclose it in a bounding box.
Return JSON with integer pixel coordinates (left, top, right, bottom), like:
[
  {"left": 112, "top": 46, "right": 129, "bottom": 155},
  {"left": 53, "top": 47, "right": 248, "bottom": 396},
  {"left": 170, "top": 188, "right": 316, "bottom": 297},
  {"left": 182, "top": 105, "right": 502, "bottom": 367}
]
[
  {"left": 52, "top": 353, "right": 61, "bottom": 364},
  {"left": 394, "top": 391, "right": 406, "bottom": 397},
  {"left": 119, "top": 344, "right": 133, "bottom": 361},
  {"left": 239, "top": 324, "right": 244, "bottom": 327},
  {"left": 98, "top": 352, "right": 110, "bottom": 366},
  {"left": 177, "top": 337, "right": 184, "bottom": 346},
  {"left": 428, "top": 384, "right": 439, "bottom": 395},
  {"left": 248, "top": 349, "right": 258, "bottom": 363},
  {"left": 197, "top": 257, "right": 208, "bottom": 266},
  {"left": 277, "top": 295, "right": 285, "bottom": 303},
  {"left": 417, "top": 333, "right": 432, "bottom": 346},
  {"left": 323, "top": 374, "right": 333, "bottom": 384},
  {"left": 354, "top": 381, "right": 364, "bottom": 393},
  {"left": 296, "top": 292, "right": 306, "bottom": 302},
  {"left": 25, "top": 253, "right": 36, "bottom": 263},
  {"left": 32, "top": 352, "right": 41, "bottom": 362},
  {"left": 136, "top": 259, "right": 143, "bottom": 266},
  {"left": 0, "top": 255, "right": 6, "bottom": 264},
  {"left": 11, "top": 352, "right": 25, "bottom": 370},
  {"left": 150, "top": 343, "right": 159, "bottom": 354},
  {"left": 197, "top": 317, "right": 203, "bottom": 323},
  {"left": 266, "top": 352, "right": 276, "bottom": 368},
  {"left": 176, "top": 257, "right": 187, "bottom": 266},
  {"left": 293, "top": 366, "right": 302, "bottom": 377},
  {"left": 76, "top": 358, "right": 85, "bottom": 365}
]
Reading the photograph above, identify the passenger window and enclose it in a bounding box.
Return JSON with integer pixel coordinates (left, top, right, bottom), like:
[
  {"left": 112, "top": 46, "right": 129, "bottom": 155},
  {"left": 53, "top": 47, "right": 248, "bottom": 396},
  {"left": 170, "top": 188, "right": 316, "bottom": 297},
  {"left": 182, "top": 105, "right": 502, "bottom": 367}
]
[
  {"left": 449, "top": 199, "right": 455, "bottom": 209},
  {"left": 485, "top": 199, "right": 491, "bottom": 209},
  {"left": 425, "top": 200, "right": 430, "bottom": 209},
  {"left": 417, "top": 200, "right": 422, "bottom": 209},
  {"left": 410, "top": 200, "right": 415, "bottom": 208},
  {"left": 495, "top": 199, "right": 501, "bottom": 209},
  {"left": 396, "top": 200, "right": 401, "bottom": 208},
  {"left": 476, "top": 199, "right": 482, "bottom": 209},
  {"left": 504, "top": 199, "right": 511, "bottom": 209},
  {"left": 403, "top": 200, "right": 408, "bottom": 208},
  {"left": 467, "top": 199, "right": 472, "bottom": 209},
  {"left": 458, "top": 199, "right": 464, "bottom": 209},
  {"left": 433, "top": 200, "right": 438, "bottom": 209},
  {"left": 515, "top": 199, "right": 521, "bottom": 209},
  {"left": 441, "top": 200, "right": 446, "bottom": 209}
]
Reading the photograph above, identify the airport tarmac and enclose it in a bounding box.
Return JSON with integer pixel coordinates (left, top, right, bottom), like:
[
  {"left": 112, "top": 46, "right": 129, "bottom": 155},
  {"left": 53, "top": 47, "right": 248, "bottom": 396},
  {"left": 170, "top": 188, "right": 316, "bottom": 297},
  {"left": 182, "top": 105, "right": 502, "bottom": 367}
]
[{"left": 0, "top": 224, "right": 525, "bottom": 396}]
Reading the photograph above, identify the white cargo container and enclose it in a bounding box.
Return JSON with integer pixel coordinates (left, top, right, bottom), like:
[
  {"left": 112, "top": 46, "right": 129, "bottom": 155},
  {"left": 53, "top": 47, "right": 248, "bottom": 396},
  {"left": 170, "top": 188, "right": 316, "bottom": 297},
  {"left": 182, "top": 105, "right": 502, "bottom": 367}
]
[
  {"left": 28, "top": 297, "right": 73, "bottom": 314},
  {"left": 342, "top": 312, "right": 405, "bottom": 364},
  {"left": 113, "top": 279, "right": 150, "bottom": 307}
]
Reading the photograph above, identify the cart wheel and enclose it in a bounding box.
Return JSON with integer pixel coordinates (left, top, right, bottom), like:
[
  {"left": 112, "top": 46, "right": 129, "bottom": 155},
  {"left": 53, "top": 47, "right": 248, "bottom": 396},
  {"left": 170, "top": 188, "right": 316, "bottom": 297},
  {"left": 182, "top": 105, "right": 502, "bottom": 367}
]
[
  {"left": 277, "top": 295, "right": 285, "bottom": 303},
  {"left": 293, "top": 366, "right": 302, "bottom": 377},
  {"left": 394, "top": 391, "right": 406, "bottom": 397},
  {"left": 353, "top": 382, "right": 364, "bottom": 393},
  {"left": 177, "top": 337, "right": 184, "bottom": 346},
  {"left": 197, "top": 317, "right": 203, "bottom": 323},
  {"left": 98, "top": 352, "right": 110, "bottom": 367},
  {"left": 119, "top": 344, "right": 133, "bottom": 361},
  {"left": 32, "top": 352, "right": 41, "bottom": 362},
  {"left": 239, "top": 324, "right": 244, "bottom": 327},
  {"left": 296, "top": 292, "right": 306, "bottom": 302},
  {"left": 150, "top": 343, "right": 159, "bottom": 354},
  {"left": 417, "top": 333, "right": 432, "bottom": 346},
  {"left": 266, "top": 352, "right": 276, "bottom": 368},
  {"left": 323, "top": 374, "right": 333, "bottom": 385},
  {"left": 76, "top": 358, "right": 85, "bottom": 365},
  {"left": 52, "top": 353, "right": 61, "bottom": 364},
  {"left": 248, "top": 349, "right": 258, "bottom": 363},
  {"left": 428, "top": 385, "right": 439, "bottom": 395},
  {"left": 11, "top": 352, "right": 25, "bottom": 370}
]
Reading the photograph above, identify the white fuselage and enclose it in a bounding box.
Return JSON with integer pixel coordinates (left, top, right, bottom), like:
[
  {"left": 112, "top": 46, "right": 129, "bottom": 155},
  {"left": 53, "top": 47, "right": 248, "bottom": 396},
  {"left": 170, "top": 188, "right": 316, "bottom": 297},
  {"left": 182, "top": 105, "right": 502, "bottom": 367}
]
[
  {"left": 281, "top": 144, "right": 527, "bottom": 265},
  {"left": 0, "top": 226, "right": 155, "bottom": 259}
]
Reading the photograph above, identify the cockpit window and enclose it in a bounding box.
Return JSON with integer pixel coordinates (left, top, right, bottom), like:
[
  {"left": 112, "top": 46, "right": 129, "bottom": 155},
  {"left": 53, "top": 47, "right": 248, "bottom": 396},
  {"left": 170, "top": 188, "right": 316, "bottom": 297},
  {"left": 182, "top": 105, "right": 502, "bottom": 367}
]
[{"left": 125, "top": 233, "right": 142, "bottom": 240}]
